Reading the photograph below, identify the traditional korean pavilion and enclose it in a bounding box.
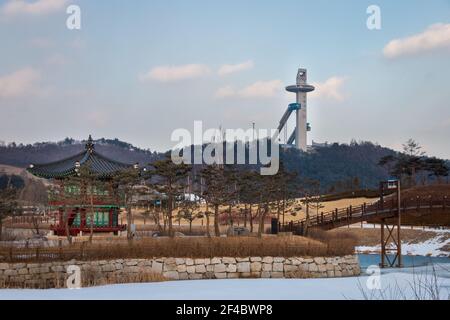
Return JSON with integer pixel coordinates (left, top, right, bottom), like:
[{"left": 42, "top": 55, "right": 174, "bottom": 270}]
[{"left": 27, "top": 135, "right": 132, "bottom": 236}]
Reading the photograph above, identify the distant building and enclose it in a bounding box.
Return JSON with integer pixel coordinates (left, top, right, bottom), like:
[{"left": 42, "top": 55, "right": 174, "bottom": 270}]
[{"left": 27, "top": 135, "right": 131, "bottom": 236}]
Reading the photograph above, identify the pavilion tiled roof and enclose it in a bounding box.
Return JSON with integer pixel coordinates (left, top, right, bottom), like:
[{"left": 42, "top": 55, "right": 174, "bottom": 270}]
[{"left": 27, "top": 135, "right": 133, "bottom": 179}]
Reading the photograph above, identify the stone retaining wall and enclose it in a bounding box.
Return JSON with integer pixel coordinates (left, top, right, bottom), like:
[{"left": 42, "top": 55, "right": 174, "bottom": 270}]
[{"left": 0, "top": 255, "right": 360, "bottom": 287}]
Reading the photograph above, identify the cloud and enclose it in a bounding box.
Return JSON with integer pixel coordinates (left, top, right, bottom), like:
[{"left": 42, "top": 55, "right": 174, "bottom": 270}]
[
  {"left": 311, "top": 76, "right": 347, "bottom": 102},
  {"left": 215, "top": 80, "right": 284, "bottom": 99},
  {"left": 0, "top": 67, "right": 41, "bottom": 98},
  {"left": 383, "top": 23, "right": 450, "bottom": 59},
  {"left": 1, "top": 0, "right": 67, "bottom": 17},
  {"left": 139, "top": 64, "right": 211, "bottom": 83},
  {"left": 218, "top": 60, "right": 254, "bottom": 76}
]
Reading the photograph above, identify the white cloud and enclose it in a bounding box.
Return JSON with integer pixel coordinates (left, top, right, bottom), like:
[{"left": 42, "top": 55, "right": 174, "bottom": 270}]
[
  {"left": 1, "top": 0, "right": 67, "bottom": 17},
  {"left": 140, "top": 64, "right": 211, "bottom": 83},
  {"left": 383, "top": 23, "right": 450, "bottom": 59},
  {"left": 311, "top": 76, "right": 347, "bottom": 102},
  {"left": 218, "top": 60, "right": 254, "bottom": 76},
  {"left": 0, "top": 67, "right": 41, "bottom": 98},
  {"left": 215, "top": 80, "right": 284, "bottom": 99}
]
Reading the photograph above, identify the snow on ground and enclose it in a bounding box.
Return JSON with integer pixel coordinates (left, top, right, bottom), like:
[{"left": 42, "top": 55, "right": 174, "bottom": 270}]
[
  {"left": 356, "top": 230, "right": 450, "bottom": 257},
  {"left": 1, "top": 265, "right": 449, "bottom": 300}
]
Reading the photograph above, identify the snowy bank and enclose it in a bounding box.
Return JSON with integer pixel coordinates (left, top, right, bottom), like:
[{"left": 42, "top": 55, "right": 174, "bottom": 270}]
[{"left": 1, "top": 265, "right": 449, "bottom": 300}]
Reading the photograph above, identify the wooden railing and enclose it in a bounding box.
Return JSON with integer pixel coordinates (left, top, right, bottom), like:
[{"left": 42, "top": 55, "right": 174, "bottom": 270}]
[{"left": 280, "top": 196, "right": 450, "bottom": 235}]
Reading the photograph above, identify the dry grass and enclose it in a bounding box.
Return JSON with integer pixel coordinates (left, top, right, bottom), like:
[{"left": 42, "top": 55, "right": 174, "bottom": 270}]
[
  {"left": 307, "top": 229, "right": 358, "bottom": 255},
  {"left": 328, "top": 227, "right": 445, "bottom": 247},
  {"left": 0, "top": 235, "right": 354, "bottom": 263}
]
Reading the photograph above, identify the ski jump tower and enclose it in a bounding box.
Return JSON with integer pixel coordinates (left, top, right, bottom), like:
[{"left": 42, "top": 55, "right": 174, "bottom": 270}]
[{"left": 278, "top": 68, "right": 315, "bottom": 151}]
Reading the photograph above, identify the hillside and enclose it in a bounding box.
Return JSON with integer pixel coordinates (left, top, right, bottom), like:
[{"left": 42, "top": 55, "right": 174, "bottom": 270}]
[
  {"left": 0, "top": 138, "right": 399, "bottom": 192},
  {"left": 0, "top": 137, "right": 162, "bottom": 168},
  {"left": 282, "top": 141, "right": 396, "bottom": 191}
]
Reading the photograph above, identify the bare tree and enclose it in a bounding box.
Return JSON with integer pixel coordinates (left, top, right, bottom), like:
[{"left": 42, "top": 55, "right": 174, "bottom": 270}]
[
  {"left": 0, "top": 188, "right": 20, "bottom": 240},
  {"left": 112, "top": 166, "right": 142, "bottom": 241},
  {"left": 148, "top": 157, "right": 191, "bottom": 238}
]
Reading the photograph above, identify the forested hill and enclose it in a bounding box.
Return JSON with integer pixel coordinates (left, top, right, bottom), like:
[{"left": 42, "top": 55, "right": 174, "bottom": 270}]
[
  {"left": 0, "top": 137, "right": 162, "bottom": 168},
  {"left": 281, "top": 142, "right": 397, "bottom": 192},
  {"left": 0, "top": 137, "right": 400, "bottom": 191}
]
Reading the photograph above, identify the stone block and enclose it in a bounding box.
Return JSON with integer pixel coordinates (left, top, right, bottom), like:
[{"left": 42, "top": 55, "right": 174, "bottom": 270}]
[
  {"left": 273, "top": 263, "right": 283, "bottom": 272},
  {"left": 102, "top": 264, "right": 115, "bottom": 272},
  {"left": 262, "top": 263, "right": 272, "bottom": 272},
  {"left": 188, "top": 273, "right": 203, "bottom": 280},
  {"left": 214, "top": 272, "right": 227, "bottom": 279},
  {"left": 214, "top": 264, "right": 226, "bottom": 273},
  {"left": 177, "top": 264, "right": 187, "bottom": 273},
  {"left": 273, "top": 257, "right": 285, "bottom": 263},
  {"left": 4, "top": 269, "right": 17, "bottom": 276},
  {"left": 262, "top": 257, "right": 273, "bottom": 264},
  {"left": 314, "top": 257, "right": 326, "bottom": 265},
  {"left": 318, "top": 265, "right": 327, "bottom": 272},
  {"left": 195, "top": 265, "right": 206, "bottom": 273},
  {"left": 175, "top": 258, "right": 185, "bottom": 265},
  {"left": 178, "top": 272, "right": 188, "bottom": 280},
  {"left": 250, "top": 257, "right": 262, "bottom": 262},
  {"left": 223, "top": 257, "right": 236, "bottom": 264},
  {"left": 237, "top": 262, "right": 250, "bottom": 273},
  {"left": 211, "top": 257, "right": 221, "bottom": 264},
  {"left": 227, "top": 272, "right": 239, "bottom": 279},
  {"left": 163, "top": 271, "right": 179, "bottom": 280},
  {"left": 261, "top": 271, "right": 271, "bottom": 278},
  {"left": 226, "top": 264, "right": 237, "bottom": 273},
  {"left": 186, "top": 266, "right": 196, "bottom": 274},
  {"left": 164, "top": 263, "right": 177, "bottom": 272},
  {"left": 152, "top": 261, "right": 163, "bottom": 273},
  {"left": 284, "top": 265, "right": 298, "bottom": 272},
  {"left": 194, "top": 259, "right": 205, "bottom": 265},
  {"left": 185, "top": 258, "right": 194, "bottom": 266},
  {"left": 236, "top": 257, "right": 249, "bottom": 262},
  {"left": 271, "top": 272, "right": 284, "bottom": 278},
  {"left": 115, "top": 264, "right": 123, "bottom": 270},
  {"left": 0, "top": 263, "right": 10, "bottom": 270},
  {"left": 250, "top": 262, "right": 262, "bottom": 272},
  {"left": 308, "top": 263, "right": 318, "bottom": 272},
  {"left": 18, "top": 268, "right": 28, "bottom": 275}
]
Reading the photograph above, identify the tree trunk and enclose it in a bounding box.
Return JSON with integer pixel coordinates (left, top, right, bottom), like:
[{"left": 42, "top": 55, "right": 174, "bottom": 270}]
[
  {"left": 214, "top": 204, "right": 220, "bottom": 237},
  {"left": 167, "top": 194, "right": 174, "bottom": 238},
  {"left": 0, "top": 219, "right": 3, "bottom": 240},
  {"left": 89, "top": 193, "right": 94, "bottom": 244},
  {"left": 64, "top": 208, "right": 72, "bottom": 244},
  {"left": 249, "top": 205, "right": 253, "bottom": 232},
  {"left": 258, "top": 203, "right": 269, "bottom": 238},
  {"left": 304, "top": 199, "right": 310, "bottom": 237},
  {"left": 126, "top": 205, "right": 133, "bottom": 240},
  {"left": 243, "top": 204, "right": 248, "bottom": 228},
  {"left": 205, "top": 203, "right": 211, "bottom": 238}
]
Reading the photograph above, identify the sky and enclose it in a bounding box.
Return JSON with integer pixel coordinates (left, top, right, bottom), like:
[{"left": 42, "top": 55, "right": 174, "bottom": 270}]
[{"left": 0, "top": 0, "right": 450, "bottom": 158}]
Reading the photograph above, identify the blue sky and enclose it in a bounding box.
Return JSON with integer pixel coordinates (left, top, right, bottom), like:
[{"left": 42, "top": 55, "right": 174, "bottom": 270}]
[{"left": 0, "top": 0, "right": 450, "bottom": 158}]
